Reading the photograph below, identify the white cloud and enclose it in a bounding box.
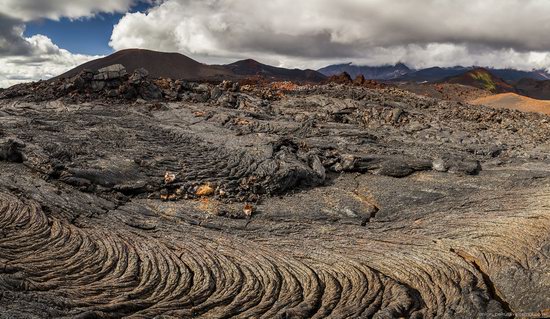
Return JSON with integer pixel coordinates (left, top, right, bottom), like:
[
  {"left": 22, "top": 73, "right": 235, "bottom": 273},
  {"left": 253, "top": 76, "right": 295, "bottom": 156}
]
[
  {"left": 0, "top": 0, "right": 137, "bottom": 21},
  {"left": 0, "top": 34, "right": 100, "bottom": 87},
  {"left": 110, "top": 0, "right": 550, "bottom": 70}
]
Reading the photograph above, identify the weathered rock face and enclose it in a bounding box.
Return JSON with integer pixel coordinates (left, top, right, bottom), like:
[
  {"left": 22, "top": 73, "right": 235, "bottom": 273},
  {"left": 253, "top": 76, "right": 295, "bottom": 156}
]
[
  {"left": 353, "top": 74, "right": 386, "bottom": 89},
  {"left": 325, "top": 73, "right": 385, "bottom": 89},
  {"left": 0, "top": 83, "right": 549, "bottom": 318},
  {"left": 129, "top": 67, "right": 149, "bottom": 84},
  {"left": 326, "top": 71, "right": 353, "bottom": 84},
  {"left": 94, "top": 64, "right": 128, "bottom": 80}
]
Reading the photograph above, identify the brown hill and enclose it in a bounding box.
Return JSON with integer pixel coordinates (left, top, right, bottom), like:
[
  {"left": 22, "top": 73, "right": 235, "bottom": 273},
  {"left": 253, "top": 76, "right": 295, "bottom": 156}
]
[
  {"left": 226, "top": 59, "right": 325, "bottom": 82},
  {"left": 442, "top": 68, "right": 514, "bottom": 93},
  {"left": 515, "top": 78, "right": 550, "bottom": 100},
  {"left": 398, "top": 83, "right": 492, "bottom": 102},
  {"left": 470, "top": 92, "right": 550, "bottom": 115},
  {"left": 55, "top": 49, "right": 326, "bottom": 83},
  {"left": 55, "top": 49, "right": 234, "bottom": 81}
]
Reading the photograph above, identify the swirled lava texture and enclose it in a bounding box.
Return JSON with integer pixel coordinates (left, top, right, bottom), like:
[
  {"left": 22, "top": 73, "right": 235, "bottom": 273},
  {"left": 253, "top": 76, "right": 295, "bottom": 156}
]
[{"left": 0, "top": 82, "right": 549, "bottom": 318}]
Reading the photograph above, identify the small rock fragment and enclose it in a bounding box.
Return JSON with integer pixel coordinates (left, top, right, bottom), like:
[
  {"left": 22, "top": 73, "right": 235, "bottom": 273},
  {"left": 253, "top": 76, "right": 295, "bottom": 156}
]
[
  {"left": 129, "top": 68, "right": 149, "bottom": 84},
  {"left": 160, "top": 193, "right": 177, "bottom": 201},
  {"left": 164, "top": 172, "right": 176, "bottom": 184},
  {"left": 196, "top": 184, "right": 214, "bottom": 197},
  {"left": 0, "top": 139, "right": 25, "bottom": 163},
  {"left": 389, "top": 108, "right": 403, "bottom": 123},
  {"left": 432, "top": 157, "right": 482, "bottom": 175},
  {"left": 243, "top": 203, "right": 254, "bottom": 218},
  {"left": 432, "top": 158, "right": 449, "bottom": 172}
]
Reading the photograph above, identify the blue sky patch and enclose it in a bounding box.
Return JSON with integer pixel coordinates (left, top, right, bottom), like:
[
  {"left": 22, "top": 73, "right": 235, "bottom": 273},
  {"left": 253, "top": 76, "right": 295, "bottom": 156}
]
[{"left": 24, "top": 2, "right": 152, "bottom": 56}]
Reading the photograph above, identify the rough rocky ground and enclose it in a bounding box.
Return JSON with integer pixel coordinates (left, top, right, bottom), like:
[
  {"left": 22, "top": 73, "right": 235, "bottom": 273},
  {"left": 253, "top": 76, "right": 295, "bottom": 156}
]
[{"left": 0, "top": 79, "right": 549, "bottom": 318}]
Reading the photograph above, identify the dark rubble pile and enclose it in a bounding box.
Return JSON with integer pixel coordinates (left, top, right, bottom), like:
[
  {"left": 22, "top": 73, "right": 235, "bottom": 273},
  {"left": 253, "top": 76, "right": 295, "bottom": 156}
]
[
  {"left": 0, "top": 64, "right": 243, "bottom": 105},
  {"left": 0, "top": 66, "right": 383, "bottom": 107}
]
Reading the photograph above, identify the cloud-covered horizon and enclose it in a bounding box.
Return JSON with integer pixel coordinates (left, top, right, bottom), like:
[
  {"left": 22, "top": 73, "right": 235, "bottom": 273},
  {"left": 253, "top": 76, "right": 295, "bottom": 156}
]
[
  {"left": 109, "top": 0, "right": 550, "bottom": 70},
  {"left": 4, "top": 0, "right": 550, "bottom": 86}
]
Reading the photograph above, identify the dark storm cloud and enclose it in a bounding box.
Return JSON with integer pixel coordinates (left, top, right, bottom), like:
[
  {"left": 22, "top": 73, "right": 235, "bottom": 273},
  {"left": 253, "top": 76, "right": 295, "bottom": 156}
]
[
  {"left": 0, "top": 14, "right": 32, "bottom": 55},
  {"left": 224, "top": 31, "right": 362, "bottom": 59}
]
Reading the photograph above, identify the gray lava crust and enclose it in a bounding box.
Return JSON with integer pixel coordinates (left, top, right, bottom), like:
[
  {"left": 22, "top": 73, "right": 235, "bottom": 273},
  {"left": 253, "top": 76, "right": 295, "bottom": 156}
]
[{"left": 0, "top": 77, "right": 549, "bottom": 318}]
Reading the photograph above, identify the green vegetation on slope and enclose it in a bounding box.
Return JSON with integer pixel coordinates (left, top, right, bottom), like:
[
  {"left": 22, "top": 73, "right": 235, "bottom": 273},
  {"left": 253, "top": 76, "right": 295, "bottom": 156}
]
[{"left": 469, "top": 70, "right": 496, "bottom": 92}]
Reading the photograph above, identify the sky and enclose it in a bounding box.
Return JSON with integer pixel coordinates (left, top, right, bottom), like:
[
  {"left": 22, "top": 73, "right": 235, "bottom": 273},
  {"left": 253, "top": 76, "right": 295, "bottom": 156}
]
[{"left": 2, "top": 0, "right": 550, "bottom": 87}]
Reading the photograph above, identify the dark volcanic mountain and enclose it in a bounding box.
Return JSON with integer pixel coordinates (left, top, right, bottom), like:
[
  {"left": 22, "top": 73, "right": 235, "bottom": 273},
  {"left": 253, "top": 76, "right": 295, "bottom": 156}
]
[
  {"left": 317, "top": 63, "right": 410, "bottom": 80},
  {"left": 442, "top": 68, "right": 515, "bottom": 93},
  {"left": 227, "top": 59, "right": 326, "bottom": 82},
  {"left": 56, "top": 49, "right": 234, "bottom": 81},
  {"left": 397, "top": 66, "right": 470, "bottom": 82},
  {"left": 515, "top": 78, "right": 550, "bottom": 100},
  {"left": 56, "top": 49, "right": 326, "bottom": 82},
  {"left": 490, "top": 68, "right": 550, "bottom": 82}
]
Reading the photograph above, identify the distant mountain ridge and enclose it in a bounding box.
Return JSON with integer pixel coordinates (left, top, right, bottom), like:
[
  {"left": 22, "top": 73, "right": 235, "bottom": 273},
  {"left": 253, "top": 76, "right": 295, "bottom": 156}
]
[
  {"left": 318, "top": 63, "right": 550, "bottom": 83},
  {"left": 226, "top": 59, "right": 325, "bottom": 82},
  {"left": 514, "top": 78, "right": 550, "bottom": 100},
  {"left": 56, "top": 49, "right": 326, "bottom": 82},
  {"left": 317, "top": 63, "right": 410, "bottom": 80},
  {"left": 397, "top": 66, "right": 470, "bottom": 82},
  {"left": 490, "top": 69, "right": 550, "bottom": 82}
]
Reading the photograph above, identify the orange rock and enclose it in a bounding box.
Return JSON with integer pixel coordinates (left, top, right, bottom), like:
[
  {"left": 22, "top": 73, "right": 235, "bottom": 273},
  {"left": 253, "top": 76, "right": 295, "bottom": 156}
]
[
  {"left": 270, "top": 81, "right": 299, "bottom": 91},
  {"left": 243, "top": 203, "right": 254, "bottom": 217},
  {"left": 196, "top": 184, "right": 214, "bottom": 197},
  {"left": 235, "top": 118, "right": 251, "bottom": 125},
  {"left": 160, "top": 193, "right": 177, "bottom": 201}
]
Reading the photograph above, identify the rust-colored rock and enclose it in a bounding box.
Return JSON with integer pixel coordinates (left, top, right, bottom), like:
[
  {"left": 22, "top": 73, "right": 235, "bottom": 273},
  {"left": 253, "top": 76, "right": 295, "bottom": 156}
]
[{"left": 196, "top": 184, "right": 215, "bottom": 197}]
